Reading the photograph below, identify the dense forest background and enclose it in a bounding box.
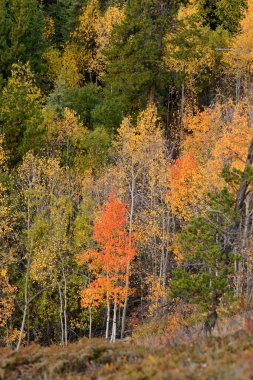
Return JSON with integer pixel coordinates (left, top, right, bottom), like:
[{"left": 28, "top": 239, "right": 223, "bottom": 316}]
[{"left": 1, "top": 0, "right": 253, "bottom": 349}]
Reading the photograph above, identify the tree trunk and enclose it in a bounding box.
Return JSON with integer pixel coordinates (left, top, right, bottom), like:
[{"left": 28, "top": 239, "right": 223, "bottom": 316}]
[
  {"left": 121, "top": 169, "right": 135, "bottom": 338},
  {"left": 89, "top": 306, "right": 92, "bottom": 340},
  {"left": 149, "top": 85, "right": 155, "bottom": 104},
  {"left": 180, "top": 80, "right": 185, "bottom": 129},
  {"left": 235, "top": 138, "right": 253, "bottom": 213},
  {"left": 106, "top": 295, "right": 110, "bottom": 339},
  {"left": 63, "top": 273, "right": 68, "bottom": 345},
  {"left": 236, "top": 76, "right": 241, "bottom": 104},
  {"left": 58, "top": 282, "right": 64, "bottom": 345},
  {"left": 111, "top": 301, "right": 117, "bottom": 343},
  {"left": 16, "top": 237, "right": 33, "bottom": 352}
]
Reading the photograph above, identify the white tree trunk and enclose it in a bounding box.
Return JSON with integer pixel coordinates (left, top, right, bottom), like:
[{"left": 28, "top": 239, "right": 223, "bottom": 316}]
[
  {"left": 106, "top": 295, "right": 110, "bottom": 339},
  {"left": 111, "top": 301, "right": 117, "bottom": 343},
  {"left": 16, "top": 238, "right": 33, "bottom": 351},
  {"left": 89, "top": 306, "right": 92, "bottom": 340},
  {"left": 58, "top": 282, "right": 64, "bottom": 345},
  {"left": 63, "top": 273, "right": 68, "bottom": 345},
  {"left": 121, "top": 169, "right": 135, "bottom": 338}
]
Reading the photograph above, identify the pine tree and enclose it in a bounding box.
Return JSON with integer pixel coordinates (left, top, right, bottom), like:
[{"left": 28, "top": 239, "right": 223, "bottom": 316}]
[
  {"left": 104, "top": 0, "right": 176, "bottom": 114},
  {"left": 199, "top": 0, "right": 247, "bottom": 34},
  {"left": 170, "top": 189, "right": 235, "bottom": 311},
  {"left": 0, "top": 0, "right": 46, "bottom": 86}
]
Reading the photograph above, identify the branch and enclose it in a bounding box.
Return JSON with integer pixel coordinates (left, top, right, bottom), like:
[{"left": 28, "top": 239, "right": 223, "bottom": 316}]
[{"left": 216, "top": 48, "right": 253, "bottom": 55}]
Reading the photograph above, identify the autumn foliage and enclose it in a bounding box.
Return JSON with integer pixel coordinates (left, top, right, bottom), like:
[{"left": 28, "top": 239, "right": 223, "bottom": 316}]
[
  {"left": 1, "top": 0, "right": 253, "bottom": 351},
  {"left": 78, "top": 191, "right": 136, "bottom": 312}
]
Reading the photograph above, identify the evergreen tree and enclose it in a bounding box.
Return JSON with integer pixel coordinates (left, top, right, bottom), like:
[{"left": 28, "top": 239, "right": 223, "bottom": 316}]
[
  {"left": 0, "top": 0, "right": 46, "bottom": 86},
  {"left": 170, "top": 189, "right": 236, "bottom": 311},
  {"left": 43, "top": 0, "right": 88, "bottom": 46},
  {"left": 199, "top": 0, "right": 247, "bottom": 34},
  {"left": 104, "top": 0, "right": 177, "bottom": 115}
]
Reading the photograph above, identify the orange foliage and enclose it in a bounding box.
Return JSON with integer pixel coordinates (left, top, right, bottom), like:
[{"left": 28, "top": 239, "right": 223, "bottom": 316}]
[
  {"left": 78, "top": 191, "right": 137, "bottom": 308},
  {"left": 168, "top": 100, "right": 253, "bottom": 220},
  {"left": 168, "top": 152, "right": 208, "bottom": 220}
]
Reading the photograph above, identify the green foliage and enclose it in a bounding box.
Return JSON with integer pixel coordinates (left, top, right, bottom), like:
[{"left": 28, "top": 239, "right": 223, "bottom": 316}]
[
  {"left": 104, "top": 0, "right": 176, "bottom": 114},
  {"left": 62, "top": 84, "right": 102, "bottom": 128},
  {"left": 0, "top": 63, "right": 44, "bottom": 164},
  {"left": 81, "top": 127, "right": 112, "bottom": 173},
  {"left": 170, "top": 189, "right": 236, "bottom": 310},
  {"left": 91, "top": 96, "right": 124, "bottom": 132},
  {"left": 47, "top": 83, "right": 106, "bottom": 130},
  {"left": 43, "top": 0, "right": 88, "bottom": 46},
  {"left": 0, "top": 0, "right": 251, "bottom": 350},
  {"left": 0, "top": 0, "right": 46, "bottom": 86},
  {"left": 199, "top": 0, "right": 247, "bottom": 34}
]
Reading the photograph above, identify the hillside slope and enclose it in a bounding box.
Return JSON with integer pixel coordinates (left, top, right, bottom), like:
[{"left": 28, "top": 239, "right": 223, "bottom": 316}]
[{"left": 1, "top": 327, "right": 253, "bottom": 380}]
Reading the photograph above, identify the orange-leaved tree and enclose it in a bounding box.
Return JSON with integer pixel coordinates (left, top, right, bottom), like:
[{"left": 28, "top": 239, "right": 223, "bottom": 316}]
[
  {"left": 168, "top": 100, "right": 253, "bottom": 221},
  {"left": 78, "top": 191, "right": 136, "bottom": 342}
]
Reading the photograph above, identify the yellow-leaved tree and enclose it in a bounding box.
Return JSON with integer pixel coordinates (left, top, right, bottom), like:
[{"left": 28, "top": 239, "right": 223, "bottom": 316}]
[
  {"left": 0, "top": 135, "right": 17, "bottom": 345},
  {"left": 224, "top": 0, "right": 253, "bottom": 101},
  {"left": 164, "top": 0, "right": 229, "bottom": 123},
  {"left": 168, "top": 99, "right": 253, "bottom": 221},
  {"left": 94, "top": 104, "right": 172, "bottom": 332},
  {"left": 44, "top": 1, "right": 125, "bottom": 87}
]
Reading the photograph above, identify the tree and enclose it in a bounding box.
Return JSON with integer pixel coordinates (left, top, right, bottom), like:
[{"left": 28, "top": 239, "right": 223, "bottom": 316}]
[
  {"left": 0, "top": 269, "right": 16, "bottom": 345},
  {"left": 164, "top": 1, "right": 229, "bottom": 122},
  {"left": 78, "top": 191, "right": 136, "bottom": 342},
  {"left": 104, "top": 0, "right": 176, "bottom": 114},
  {"left": 224, "top": 0, "right": 253, "bottom": 102},
  {"left": 0, "top": 135, "right": 17, "bottom": 345},
  {"left": 42, "top": 0, "right": 88, "bottom": 46},
  {"left": 0, "top": 0, "right": 46, "bottom": 85},
  {"left": 170, "top": 203, "right": 234, "bottom": 312},
  {"left": 168, "top": 100, "right": 253, "bottom": 220},
  {"left": 199, "top": 0, "right": 247, "bottom": 34},
  {"left": 0, "top": 63, "right": 44, "bottom": 165},
  {"left": 71, "top": 0, "right": 125, "bottom": 83},
  {"left": 16, "top": 152, "right": 84, "bottom": 349},
  {"left": 97, "top": 104, "right": 172, "bottom": 333},
  {"left": 45, "top": 106, "right": 87, "bottom": 166}
]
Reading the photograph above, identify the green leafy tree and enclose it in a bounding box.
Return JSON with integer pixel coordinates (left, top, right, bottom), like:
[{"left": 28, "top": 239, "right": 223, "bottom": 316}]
[{"left": 0, "top": 63, "right": 44, "bottom": 165}]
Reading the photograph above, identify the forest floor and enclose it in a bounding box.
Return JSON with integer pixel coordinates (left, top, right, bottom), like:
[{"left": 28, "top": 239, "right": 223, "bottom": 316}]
[{"left": 1, "top": 322, "right": 253, "bottom": 380}]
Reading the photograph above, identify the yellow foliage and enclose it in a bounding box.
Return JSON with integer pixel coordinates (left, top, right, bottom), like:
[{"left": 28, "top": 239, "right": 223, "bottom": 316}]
[
  {"left": 224, "top": 0, "right": 253, "bottom": 76},
  {"left": 44, "top": 16, "right": 55, "bottom": 40},
  {"left": 71, "top": 0, "right": 125, "bottom": 80},
  {"left": 72, "top": 0, "right": 100, "bottom": 45},
  {"left": 44, "top": 1, "right": 125, "bottom": 85},
  {"left": 46, "top": 107, "right": 87, "bottom": 150},
  {"left": 3, "top": 63, "right": 42, "bottom": 104},
  {"left": 4, "top": 328, "right": 21, "bottom": 345},
  {"left": 168, "top": 100, "right": 253, "bottom": 220},
  {"left": 164, "top": 0, "right": 224, "bottom": 81},
  {"left": 146, "top": 275, "right": 166, "bottom": 316},
  {"left": 43, "top": 45, "right": 83, "bottom": 87},
  {"left": 92, "top": 4, "right": 125, "bottom": 79},
  {"left": 0, "top": 269, "right": 16, "bottom": 328},
  {"left": 42, "top": 48, "right": 62, "bottom": 84},
  {"left": 0, "top": 134, "right": 7, "bottom": 168},
  {"left": 18, "top": 152, "right": 75, "bottom": 285},
  {"left": 60, "top": 44, "right": 83, "bottom": 87}
]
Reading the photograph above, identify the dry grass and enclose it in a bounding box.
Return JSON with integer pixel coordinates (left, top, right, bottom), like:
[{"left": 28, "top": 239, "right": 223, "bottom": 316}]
[{"left": 1, "top": 324, "right": 253, "bottom": 379}]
